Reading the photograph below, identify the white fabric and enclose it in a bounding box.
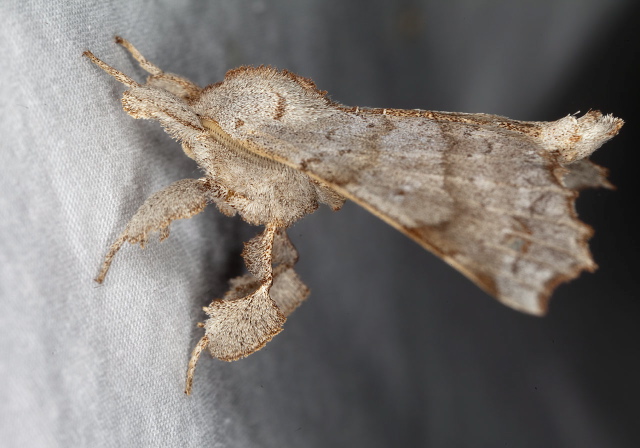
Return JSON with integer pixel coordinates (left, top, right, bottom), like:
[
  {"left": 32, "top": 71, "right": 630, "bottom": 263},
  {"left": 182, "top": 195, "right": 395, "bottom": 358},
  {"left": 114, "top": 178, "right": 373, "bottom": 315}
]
[{"left": 0, "top": 1, "right": 633, "bottom": 447}]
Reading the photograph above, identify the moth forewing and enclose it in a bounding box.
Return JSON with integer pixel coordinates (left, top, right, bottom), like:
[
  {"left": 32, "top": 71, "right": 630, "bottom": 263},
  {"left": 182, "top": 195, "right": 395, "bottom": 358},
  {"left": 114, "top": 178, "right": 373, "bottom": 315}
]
[
  {"left": 86, "top": 37, "right": 622, "bottom": 395},
  {"left": 203, "top": 78, "right": 621, "bottom": 315}
]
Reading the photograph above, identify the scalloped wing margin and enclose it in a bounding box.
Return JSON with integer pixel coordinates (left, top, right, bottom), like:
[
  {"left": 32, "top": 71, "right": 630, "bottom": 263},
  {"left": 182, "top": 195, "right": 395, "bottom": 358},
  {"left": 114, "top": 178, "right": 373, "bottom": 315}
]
[{"left": 240, "top": 108, "right": 621, "bottom": 315}]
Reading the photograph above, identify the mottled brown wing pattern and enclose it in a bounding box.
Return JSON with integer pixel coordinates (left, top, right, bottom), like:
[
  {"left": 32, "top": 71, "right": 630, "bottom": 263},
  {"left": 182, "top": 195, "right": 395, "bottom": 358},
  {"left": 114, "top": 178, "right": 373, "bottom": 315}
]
[{"left": 243, "top": 111, "right": 607, "bottom": 315}]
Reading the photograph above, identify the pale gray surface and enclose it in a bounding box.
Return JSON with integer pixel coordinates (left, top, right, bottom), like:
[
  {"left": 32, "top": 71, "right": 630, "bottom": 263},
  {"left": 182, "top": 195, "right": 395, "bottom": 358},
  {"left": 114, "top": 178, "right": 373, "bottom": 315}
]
[{"left": 1, "top": 1, "right": 637, "bottom": 447}]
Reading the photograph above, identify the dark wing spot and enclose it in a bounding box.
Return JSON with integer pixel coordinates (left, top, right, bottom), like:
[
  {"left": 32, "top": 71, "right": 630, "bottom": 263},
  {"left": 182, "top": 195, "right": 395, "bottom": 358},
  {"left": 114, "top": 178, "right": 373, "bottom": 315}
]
[{"left": 274, "top": 93, "right": 286, "bottom": 120}]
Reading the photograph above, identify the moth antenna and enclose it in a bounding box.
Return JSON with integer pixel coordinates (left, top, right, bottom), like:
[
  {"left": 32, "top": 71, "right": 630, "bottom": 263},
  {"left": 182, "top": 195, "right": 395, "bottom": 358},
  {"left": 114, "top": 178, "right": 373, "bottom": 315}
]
[
  {"left": 83, "top": 50, "right": 139, "bottom": 88},
  {"left": 114, "top": 36, "right": 164, "bottom": 76},
  {"left": 185, "top": 335, "right": 209, "bottom": 395}
]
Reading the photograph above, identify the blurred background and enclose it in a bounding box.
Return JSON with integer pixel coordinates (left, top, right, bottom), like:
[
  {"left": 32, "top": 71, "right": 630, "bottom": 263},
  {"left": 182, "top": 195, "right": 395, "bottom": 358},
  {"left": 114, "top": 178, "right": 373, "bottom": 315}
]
[{"left": 1, "top": 1, "right": 638, "bottom": 447}]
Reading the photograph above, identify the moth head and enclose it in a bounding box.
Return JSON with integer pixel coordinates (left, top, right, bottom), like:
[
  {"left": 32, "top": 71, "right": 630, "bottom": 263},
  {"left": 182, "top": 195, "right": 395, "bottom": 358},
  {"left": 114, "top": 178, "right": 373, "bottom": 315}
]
[
  {"left": 120, "top": 86, "right": 205, "bottom": 147},
  {"left": 145, "top": 73, "right": 200, "bottom": 102},
  {"left": 115, "top": 75, "right": 201, "bottom": 120},
  {"left": 120, "top": 87, "right": 157, "bottom": 119},
  {"left": 84, "top": 50, "right": 204, "bottom": 142},
  {"left": 83, "top": 50, "right": 166, "bottom": 118}
]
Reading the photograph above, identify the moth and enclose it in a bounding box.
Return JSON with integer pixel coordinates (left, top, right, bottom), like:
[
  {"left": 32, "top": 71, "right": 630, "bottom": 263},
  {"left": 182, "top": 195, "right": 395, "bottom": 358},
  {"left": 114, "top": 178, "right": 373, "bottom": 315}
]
[{"left": 85, "top": 37, "right": 622, "bottom": 395}]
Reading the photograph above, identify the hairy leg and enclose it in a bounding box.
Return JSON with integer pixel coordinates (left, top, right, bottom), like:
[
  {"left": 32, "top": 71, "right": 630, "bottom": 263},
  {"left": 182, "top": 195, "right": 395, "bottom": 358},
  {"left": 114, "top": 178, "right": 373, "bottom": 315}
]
[
  {"left": 95, "top": 178, "right": 210, "bottom": 283},
  {"left": 221, "top": 229, "right": 309, "bottom": 316},
  {"left": 185, "top": 226, "right": 310, "bottom": 394}
]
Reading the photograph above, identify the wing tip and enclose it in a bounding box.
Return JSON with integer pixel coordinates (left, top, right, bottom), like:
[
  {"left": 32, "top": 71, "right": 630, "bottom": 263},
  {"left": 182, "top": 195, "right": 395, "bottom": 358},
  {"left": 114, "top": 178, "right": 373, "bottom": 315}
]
[{"left": 543, "top": 111, "right": 624, "bottom": 163}]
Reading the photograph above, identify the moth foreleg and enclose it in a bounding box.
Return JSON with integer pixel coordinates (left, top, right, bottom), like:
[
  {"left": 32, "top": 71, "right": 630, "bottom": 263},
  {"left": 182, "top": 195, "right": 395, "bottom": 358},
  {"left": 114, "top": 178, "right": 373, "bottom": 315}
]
[{"left": 95, "top": 178, "right": 209, "bottom": 284}]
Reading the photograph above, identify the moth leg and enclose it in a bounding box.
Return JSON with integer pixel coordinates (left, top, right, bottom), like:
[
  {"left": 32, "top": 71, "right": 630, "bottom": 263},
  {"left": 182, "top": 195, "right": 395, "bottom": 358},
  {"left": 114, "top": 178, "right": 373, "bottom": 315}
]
[
  {"left": 217, "top": 229, "right": 309, "bottom": 316},
  {"left": 114, "top": 36, "right": 201, "bottom": 101},
  {"left": 185, "top": 334, "right": 209, "bottom": 396},
  {"left": 269, "top": 229, "right": 309, "bottom": 316},
  {"left": 204, "top": 224, "right": 284, "bottom": 360},
  {"left": 95, "top": 178, "right": 209, "bottom": 284},
  {"left": 185, "top": 224, "right": 297, "bottom": 394}
]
